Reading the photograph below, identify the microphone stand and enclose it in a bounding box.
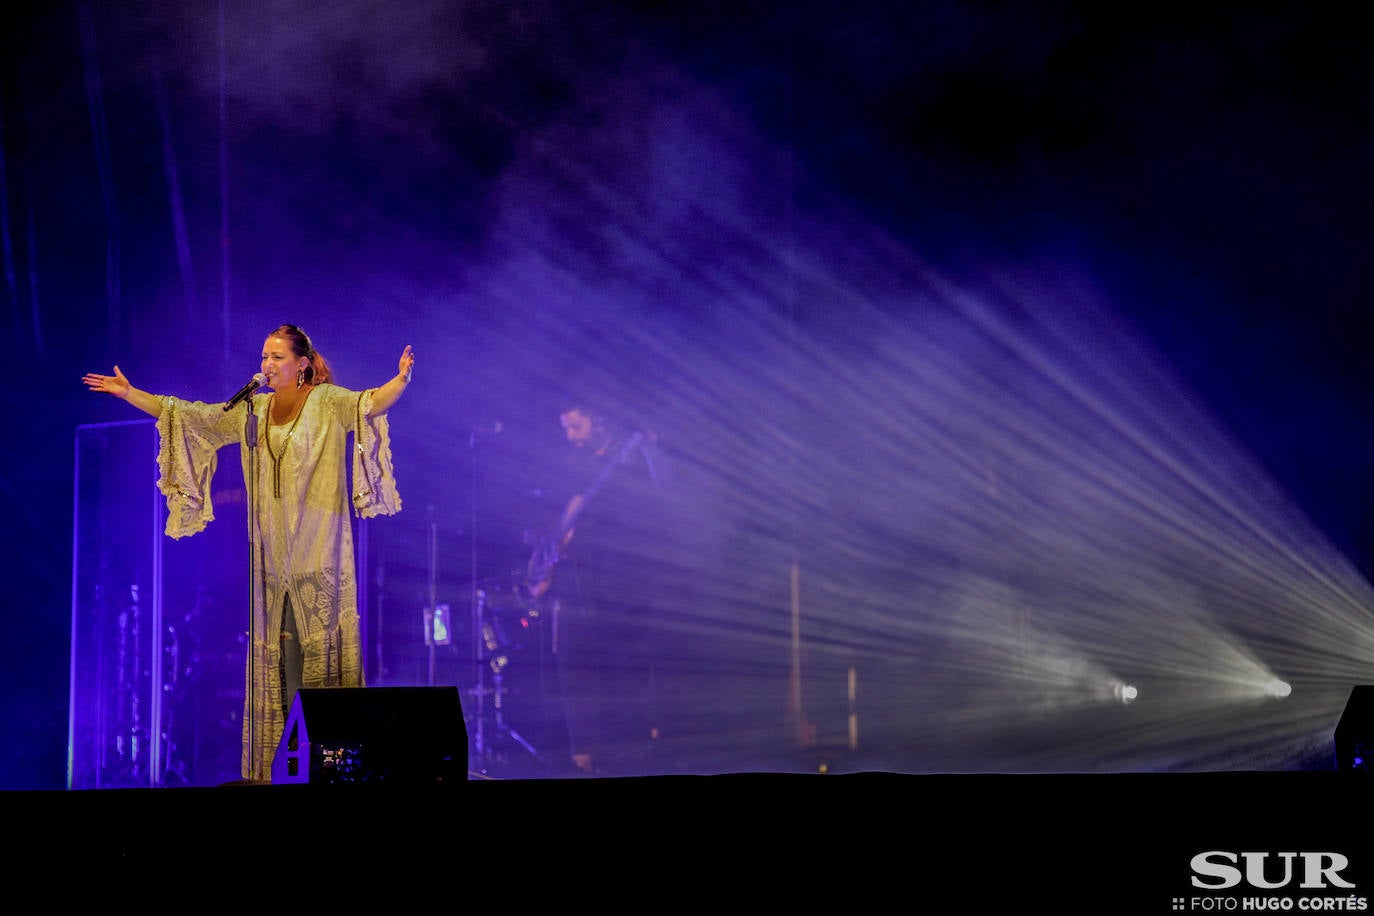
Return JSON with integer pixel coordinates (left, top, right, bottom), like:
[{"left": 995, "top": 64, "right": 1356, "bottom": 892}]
[
  {"left": 469, "top": 432, "right": 487, "bottom": 769},
  {"left": 242, "top": 397, "right": 259, "bottom": 781}
]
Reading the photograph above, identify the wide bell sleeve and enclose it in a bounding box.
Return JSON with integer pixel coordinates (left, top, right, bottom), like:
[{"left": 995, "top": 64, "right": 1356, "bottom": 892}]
[
  {"left": 155, "top": 395, "right": 244, "bottom": 538},
  {"left": 351, "top": 387, "right": 402, "bottom": 518}
]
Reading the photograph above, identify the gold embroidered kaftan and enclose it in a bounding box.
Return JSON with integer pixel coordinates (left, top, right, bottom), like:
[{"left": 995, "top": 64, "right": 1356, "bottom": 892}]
[{"left": 154, "top": 383, "right": 401, "bottom": 781}]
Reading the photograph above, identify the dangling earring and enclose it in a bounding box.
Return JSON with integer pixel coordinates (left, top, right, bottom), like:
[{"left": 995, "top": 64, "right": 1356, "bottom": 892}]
[{"left": 296, "top": 368, "right": 305, "bottom": 390}]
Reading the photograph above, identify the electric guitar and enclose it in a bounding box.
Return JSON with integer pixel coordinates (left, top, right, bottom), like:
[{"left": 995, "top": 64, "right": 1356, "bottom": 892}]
[{"left": 524, "top": 430, "right": 645, "bottom": 598}]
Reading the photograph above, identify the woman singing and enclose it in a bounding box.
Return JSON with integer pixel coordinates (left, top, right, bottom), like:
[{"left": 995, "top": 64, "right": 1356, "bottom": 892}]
[{"left": 83, "top": 324, "right": 415, "bottom": 782}]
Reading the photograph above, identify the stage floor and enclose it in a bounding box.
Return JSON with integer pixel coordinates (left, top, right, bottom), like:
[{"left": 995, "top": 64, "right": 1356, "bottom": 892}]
[{"left": 9, "top": 769, "right": 1372, "bottom": 912}]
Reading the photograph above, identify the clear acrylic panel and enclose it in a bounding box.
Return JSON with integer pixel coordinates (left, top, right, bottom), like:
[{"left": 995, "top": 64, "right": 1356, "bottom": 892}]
[{"left": 70, "top": 419, "right": 246, "bottom": 788}]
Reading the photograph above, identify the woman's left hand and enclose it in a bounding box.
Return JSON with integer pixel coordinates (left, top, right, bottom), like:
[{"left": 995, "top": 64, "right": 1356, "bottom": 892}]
[{"left": 399, "top": 345, "right": 414, "bottom": 383}]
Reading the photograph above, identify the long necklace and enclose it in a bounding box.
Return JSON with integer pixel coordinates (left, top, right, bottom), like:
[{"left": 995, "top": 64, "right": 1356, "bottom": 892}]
[{"left": 265, "top": 387, "right": 313, "bottom": 498}]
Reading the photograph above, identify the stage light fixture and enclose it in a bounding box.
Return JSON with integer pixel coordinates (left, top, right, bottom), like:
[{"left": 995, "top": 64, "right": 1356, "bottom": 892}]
[
  {"left": 1112, "top": 681, "right": 1138, "bottom": 705},
  {"left": 1264, "top": 679, "right": 1291, "bottom": 699}
]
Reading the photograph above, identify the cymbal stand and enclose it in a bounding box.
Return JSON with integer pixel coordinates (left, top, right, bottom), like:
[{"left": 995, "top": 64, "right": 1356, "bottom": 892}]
[
  {"left": 424, "top": 507, "right": 446, "bottom": 687},
  {"left": 475, "top": 590, "right": 538, "bottom": 762},
  {"left": 466, "top": 430, "right": 540, "bottom": 775}
]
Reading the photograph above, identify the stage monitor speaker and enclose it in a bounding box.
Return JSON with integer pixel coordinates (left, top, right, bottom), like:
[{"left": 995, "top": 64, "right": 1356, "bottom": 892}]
[
  {"left": 271, "top": 686, "right": 467, "bottom": 785},
  {"left": 1333, "top": 685, "right": 1374, "bottom": 772}
]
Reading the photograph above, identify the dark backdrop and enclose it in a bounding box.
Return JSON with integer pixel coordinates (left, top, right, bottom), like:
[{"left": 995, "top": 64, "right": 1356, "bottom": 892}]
[{"left": 4, "top": 1, "right": 1372, "bottom": 789}]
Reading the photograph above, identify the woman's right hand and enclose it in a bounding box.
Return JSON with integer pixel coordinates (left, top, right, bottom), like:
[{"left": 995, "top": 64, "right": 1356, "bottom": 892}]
[
  {"left": 83, "top": 365, "right": 132, "bottom": 399},
  {"left": 82, "top": 365, "right": 165, "bottom": 419}
]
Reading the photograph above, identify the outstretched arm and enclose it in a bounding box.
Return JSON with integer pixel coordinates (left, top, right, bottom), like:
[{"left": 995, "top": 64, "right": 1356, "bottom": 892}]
[
  {"left": 369, "top": 345, "right": 415, "bottom": 415},
  {"left": 82, "top": 365, "right": 163, "bottom": 418}
]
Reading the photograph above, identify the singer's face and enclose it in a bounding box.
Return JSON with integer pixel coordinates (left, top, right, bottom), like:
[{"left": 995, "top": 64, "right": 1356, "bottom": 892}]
[{"left": 261, "top": 335, "right": 306, "bottom": 389}]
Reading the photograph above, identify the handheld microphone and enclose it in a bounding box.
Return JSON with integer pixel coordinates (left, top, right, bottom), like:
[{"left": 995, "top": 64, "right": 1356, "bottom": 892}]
[
  {"left": 468, "top": 420, "right": 504, "bottom": 445},
  {"left": 471, "top": 420, "right": 504, "bottom": 438},
  {"left": 223, "top": 373, "right": 268, "bottom": 412}
]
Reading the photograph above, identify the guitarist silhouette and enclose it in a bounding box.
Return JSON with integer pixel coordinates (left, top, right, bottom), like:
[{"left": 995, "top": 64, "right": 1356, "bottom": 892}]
[
  {"left": 524, "top": 428, "right": 645, "bottom": 599},
  {"left": 524, "top": 396, "right": 669, "bottom": 776}
]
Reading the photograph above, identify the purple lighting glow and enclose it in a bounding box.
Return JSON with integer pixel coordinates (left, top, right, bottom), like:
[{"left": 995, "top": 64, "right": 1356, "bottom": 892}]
[{"left": 9, "top": 2, "right": 1374, "bottom": 789}]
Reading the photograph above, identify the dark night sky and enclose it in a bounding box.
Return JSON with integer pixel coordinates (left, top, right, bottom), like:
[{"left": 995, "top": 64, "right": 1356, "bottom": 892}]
[{"left": 3, "top": 2, "right": 1372, "bottom": 788}]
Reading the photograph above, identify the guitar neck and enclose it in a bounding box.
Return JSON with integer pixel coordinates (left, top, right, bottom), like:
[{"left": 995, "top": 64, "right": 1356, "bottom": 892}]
[
  {"left": 527, "top": 431, "right": 644, "bottom": 589},
  {"left": 570, "top": 431, "right": 644, "bottom": 522}
]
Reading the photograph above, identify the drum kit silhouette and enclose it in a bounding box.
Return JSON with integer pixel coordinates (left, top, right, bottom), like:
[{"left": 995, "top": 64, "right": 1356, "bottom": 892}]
[
  {"left": 462, "top": 574, "right": 558, "bottom": 777},
  {"left": 417, "top": 442, "right": 568, "bottom": 779}
]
